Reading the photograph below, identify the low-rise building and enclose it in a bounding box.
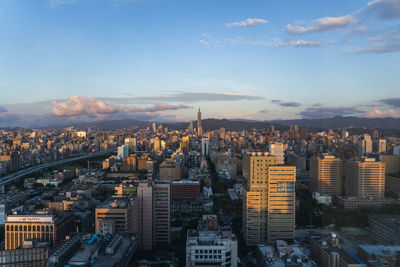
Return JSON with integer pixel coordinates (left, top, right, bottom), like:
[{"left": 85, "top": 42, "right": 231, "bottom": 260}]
[{"left": 336, "top": 196, "right": 392, "bottom": 209}]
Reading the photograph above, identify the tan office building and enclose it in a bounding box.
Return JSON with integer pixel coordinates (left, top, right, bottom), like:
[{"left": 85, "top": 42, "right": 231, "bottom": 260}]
[
  {"left": 95, "top": 196, "right": 137, "bottom": 235},
  {"left": 310, "top": 154, "right": 344, "bottom": 196},
  {"left": 345, "top": 158, "right": 385, "bottom": 197},
  {"left": 242, "top": 152, "right": 296, "bottom": 246}
]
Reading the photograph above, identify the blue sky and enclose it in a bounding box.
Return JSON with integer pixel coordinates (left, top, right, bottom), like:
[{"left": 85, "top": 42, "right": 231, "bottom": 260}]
[{"left": 0, "top": 0, "right": 400, "bottom": 127}]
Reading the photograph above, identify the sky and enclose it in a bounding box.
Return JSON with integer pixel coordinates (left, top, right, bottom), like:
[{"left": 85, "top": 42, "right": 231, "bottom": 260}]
[{"left": 0, "top": 0, "right": 400, "bottom": 127}]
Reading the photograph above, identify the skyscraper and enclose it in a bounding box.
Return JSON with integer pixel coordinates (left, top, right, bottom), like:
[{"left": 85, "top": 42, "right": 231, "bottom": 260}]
[
  {"left": 242, "top": 152, "right": 296, "bottom": 246},
  {"left": 310, "top": 154, "right": 344, "bottom": 196},
  {"left": 201, "top": 137, "right": 209, "bottom": 157},
  {"left": 345, "top": 158, "right": 385, "bottom": 197},
  {"left": 197, "top": 108, "right": 202, "bottom": 136}
]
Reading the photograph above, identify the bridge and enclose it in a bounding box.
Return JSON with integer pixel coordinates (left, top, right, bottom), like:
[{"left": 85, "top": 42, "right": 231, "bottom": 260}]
[{"left": 0, "top": 148, "right": 116, "bottom": 186}]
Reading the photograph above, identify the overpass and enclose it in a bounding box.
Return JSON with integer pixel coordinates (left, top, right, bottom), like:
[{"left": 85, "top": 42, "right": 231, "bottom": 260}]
[{"left": 0, "top": 148, "right": 116, "bottom": 186}]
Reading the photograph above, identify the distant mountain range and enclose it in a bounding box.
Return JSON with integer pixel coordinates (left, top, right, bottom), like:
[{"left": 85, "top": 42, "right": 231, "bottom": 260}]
[{"left": 45, "top": 116, "right": 400, "bottom": 134}]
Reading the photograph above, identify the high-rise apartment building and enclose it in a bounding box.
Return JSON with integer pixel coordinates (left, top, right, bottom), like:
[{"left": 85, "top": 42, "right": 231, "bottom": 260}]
[
  {"left": 358, "top": 134, "right": 372, "bottom": 156},
  {"left": 345, "top": 158, "right": 385, "bottom": 197},
  {"left": 373, "top": 139, "right": 387, "bottom": 154},
  {"left": 242, "top": 152, "right": 296, "bottom": 246},
  {"left": 310, "top": 154, "right": 344, "bottom": 196}
]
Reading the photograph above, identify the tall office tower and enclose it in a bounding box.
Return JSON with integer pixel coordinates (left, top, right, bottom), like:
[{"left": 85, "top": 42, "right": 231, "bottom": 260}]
[
  {"left": 137, "top": 181, "right": 171, "bottom": 250},
  {"left": 268, "top": 142, "right": 285, "bottom": 164},
  {"left": 358, "top": 134, "right": 372, "bottom": 156},
  {"left": 266, "top": 165, "right": 296, "bottom": 242},
  {"left": 341, "top": 129, "right": 349, "bottom": 139},
  {"left": 345, "top": 158, "right": 385, "bottom": 197},
  {"left": 289, "top": 125, "right": 299, "bottom": 139},
  {"left": 310, "top": 154, "right": 344, "bottom": 196},
  {"left": 153, "top": 183, "right": 171, "bottom": 246},
  {"left": 299, "top": 126, "right": 308, "bottom": 139},
  {"left": 373, "top": 129, "right": 380, "bottom": 139},
  {"left": 117, "top": 144, "right": 129, "bottom": 159},
  {"left": 197, "top": 108, "right": 202, "bottom": 136},
  {"left": 188, "top": 120, "right": 194, "bottom": 131},
  {"left": 5, "top": 214, "right": 73, "bottom": 250},
  {"left": 242, "top": 152, "right": 296, "bottom": 246},
  {"left": 373, "top": 139, "right": 387, "bottom": 154},
  {"left": 125, "top": 137, "right": 137, "bottom": 152},
  {"left": 152, "top": 122, "right": 157, "bottom": 133},
  {"left": 137, "top": 182, "right": 153, "bottom": 251},
  {"left": 201, "top": 137, "right": 209, "bottom": 157},
  {"left": 153, "top": 137, "right": 161, "bottom": 152}
]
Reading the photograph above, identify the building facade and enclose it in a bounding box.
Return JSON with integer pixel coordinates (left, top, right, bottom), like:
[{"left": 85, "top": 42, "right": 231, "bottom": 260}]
[{"left": 310, "top": 154, "right": 344, "bottom": 196}]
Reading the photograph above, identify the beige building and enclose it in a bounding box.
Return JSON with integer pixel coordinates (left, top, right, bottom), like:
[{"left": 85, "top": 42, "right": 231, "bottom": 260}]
[
  {"left": 95, "top": 196, "right": 137, "bottom": 235},
  {"left": 345, "top": 158, "right": 385, "bottom": 197},
  {"left": 242, "top": 152, "right": 296, "bottom": 246},
  {"left": 310, "top": 154, "right": 344, "bottom": 196}
]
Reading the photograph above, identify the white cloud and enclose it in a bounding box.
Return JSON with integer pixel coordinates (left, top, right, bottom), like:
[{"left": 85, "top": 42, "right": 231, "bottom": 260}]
[
  {"left": 226, "top": 18, "right": 268, "bottom": 28},
  {"left": 199, "top": 40, "right": 209, "bottom": 46},
  {"left": 364, "top": 107, "right": 400, "bottom": 118},
  {"left": 286, "top": 15, "right": 356, "bottom": 34},
  {"left": 52, "top": 96, "right": 191, "bottom": 117},
  {"left": 347, "top": 42, "right": 400, "bottom": 53}
]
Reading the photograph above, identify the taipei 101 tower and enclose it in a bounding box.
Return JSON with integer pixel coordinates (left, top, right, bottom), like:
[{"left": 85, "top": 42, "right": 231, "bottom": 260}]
[{"left": 197, "top": 108, "right": 202, "bottom": 136}]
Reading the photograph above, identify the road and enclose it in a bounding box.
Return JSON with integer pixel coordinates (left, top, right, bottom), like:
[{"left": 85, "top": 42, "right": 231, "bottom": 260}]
[{"left": 0, "top": 148, "right": 116, "bottom": 185}]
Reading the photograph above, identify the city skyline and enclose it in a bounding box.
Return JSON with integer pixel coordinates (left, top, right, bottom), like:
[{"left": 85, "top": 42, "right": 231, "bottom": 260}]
[{"left": 1, "top": 0, "right": 400, "bottom": 127}]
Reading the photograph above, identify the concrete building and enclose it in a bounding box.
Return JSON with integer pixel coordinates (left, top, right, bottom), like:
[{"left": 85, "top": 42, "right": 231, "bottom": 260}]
[
  {"left": 358, "top": 134, "right": 372, "bottom": 156},
  {"left": 0, "top": 246, "right": 48, "bottom": 267},
  {"left": 242, "top": 152, "right": 296, "bottom": 246},
  {"left": 373, "top": 139, "right": 386, "bottom": 154},
  {"left": 95, "top": 196, "right": 137, "bottom": 235},
  {"left": 345, "top": 158, "right": 385, "bottom": 197},
  {"left": 310, "top": 154, "right": 344, "bottom": 196},
  {"left": 5, "top": 214, "right": 73, "bottom": 250},
  {"left": 171, "top": 180, "right": 201, "bottom": 201},
  {"left": 117, "top": 145, "right": 129, "bottom": 159},
  {"left": 310, "top": 233, "right": 365, "bottom": 267},
  {"left": 313, "top": 192, "right": 333, "bottom": 205},
  {"left": 137, "top": 181, "right": 171, "bottom": 250},
  {"left": 358, "top": 245, "right": 400, "bottom": 267},
  {"left": 159, "top": 160, "right": 182, "bottom": 181},
  {"left": 336, "top": 196, "right": 391, "bottom": 210},
  {"left": 201, "top": 137, "right": 209, "bottom": 157},
  {"left": 186, "top": 215, "right": 237, "bottom": 267},
  {"left": 380, "top": 154, "right": 400, "bottom": 174},
  {"left": 152, "top": 182, "right": 171, "bottom": 246},
  {"left": 197, "top": 108, "right": 202, "bottom": 136}
]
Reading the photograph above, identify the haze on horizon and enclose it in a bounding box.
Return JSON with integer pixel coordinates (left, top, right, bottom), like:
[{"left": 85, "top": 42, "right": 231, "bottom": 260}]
[{"left": 0, "top": 0, "right": 400, "bottom": 127}]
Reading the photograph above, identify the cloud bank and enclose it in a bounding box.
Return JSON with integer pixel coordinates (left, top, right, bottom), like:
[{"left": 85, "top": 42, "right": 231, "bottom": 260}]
[
  {"left": 52, "top": 96, "right": 191, "bottom": 117},
  {"left": 285, "top": 15, "right": 356, "bottom": 34}
]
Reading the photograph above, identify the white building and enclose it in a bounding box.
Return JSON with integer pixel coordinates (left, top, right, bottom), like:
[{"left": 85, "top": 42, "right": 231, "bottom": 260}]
[
  {"left": 186, "top": 222, "right": 238, "bottom": 267},
  {"left": 203, "top": 186, "right": 213, "bottom": 198},
  {"left": 312, "top": 192, "right": 332, "bottom": 205},
  {"left": 117, "top": 145, "right": 129, "bottom": 159}
]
